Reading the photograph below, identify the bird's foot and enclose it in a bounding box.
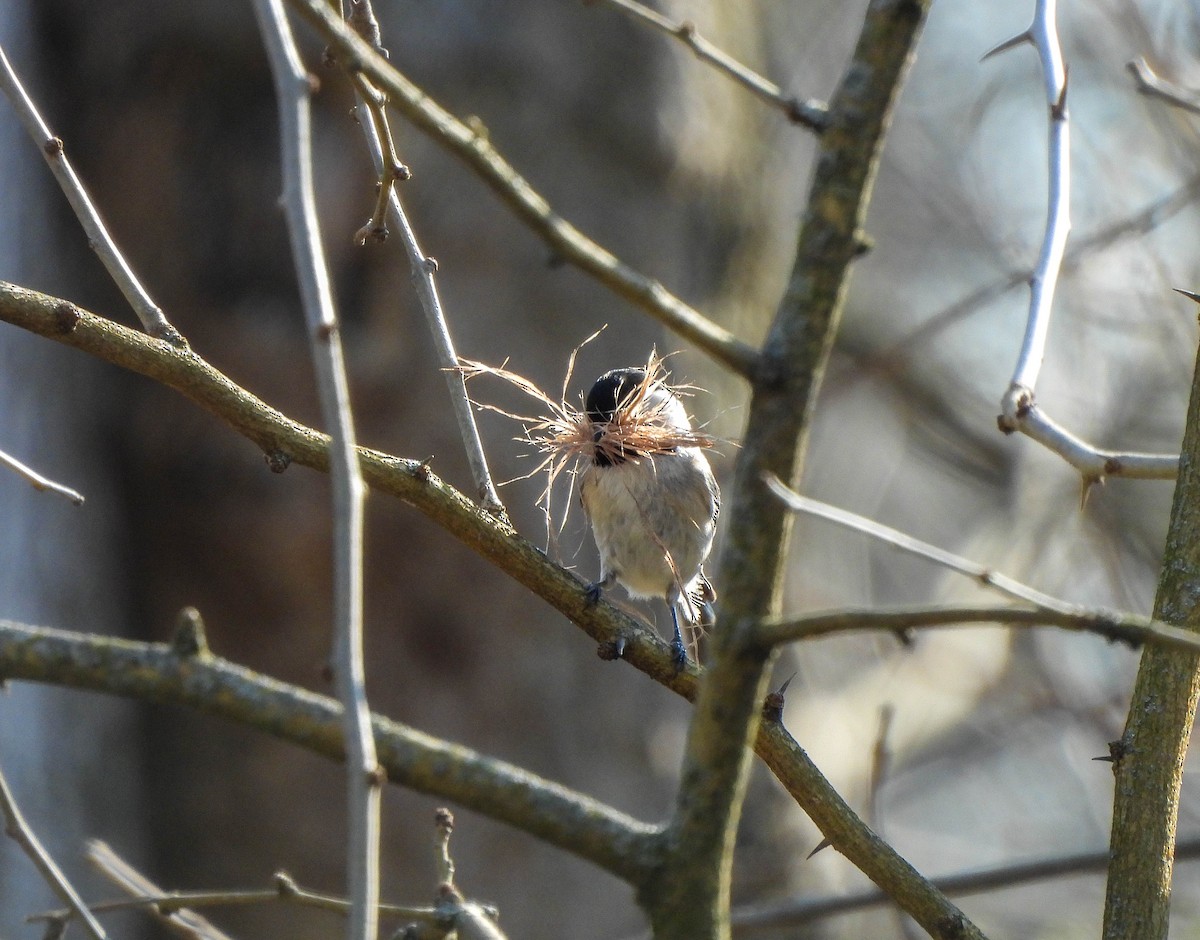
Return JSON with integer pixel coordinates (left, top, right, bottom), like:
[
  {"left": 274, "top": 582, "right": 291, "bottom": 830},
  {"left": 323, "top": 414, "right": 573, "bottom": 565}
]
[{"left": 669, "top": 633, "right": 688, "bottom": 673}]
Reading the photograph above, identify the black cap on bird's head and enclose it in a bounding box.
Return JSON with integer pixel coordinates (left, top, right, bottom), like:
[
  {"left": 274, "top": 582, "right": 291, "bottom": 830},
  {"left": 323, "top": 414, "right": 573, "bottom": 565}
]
[{"left": 585, "top": 368, "right": 647, "bottom": 425}]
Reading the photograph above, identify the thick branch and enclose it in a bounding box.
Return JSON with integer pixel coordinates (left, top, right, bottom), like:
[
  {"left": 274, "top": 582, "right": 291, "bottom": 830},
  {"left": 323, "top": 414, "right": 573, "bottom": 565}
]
[
  {"left": 279, "top": 0, "right": 759, "bottom": 378},
  {"left": 0, "top": 619, "right": 660, "bottom": 884},
  {"left": 651, "top": 3, "right": 957, "bottom": 939},
  {"left": 1103, "top": 335, "right": 1200, "bottom": 934}
]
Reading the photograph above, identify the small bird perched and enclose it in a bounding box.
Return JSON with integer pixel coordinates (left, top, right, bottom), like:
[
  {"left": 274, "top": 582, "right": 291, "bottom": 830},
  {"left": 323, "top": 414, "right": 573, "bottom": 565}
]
[{"left": 579, "top": 367, "right": 720, "bottom": 669}]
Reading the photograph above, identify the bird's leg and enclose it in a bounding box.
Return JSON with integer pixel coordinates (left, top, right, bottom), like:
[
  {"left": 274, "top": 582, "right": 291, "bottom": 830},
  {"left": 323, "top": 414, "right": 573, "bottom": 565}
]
[
  {"left": 585, "top": 570, "right": 617, "bottom": 606},
  {"left": 668, "top": 603, "right": 688, "bottom": 672}
]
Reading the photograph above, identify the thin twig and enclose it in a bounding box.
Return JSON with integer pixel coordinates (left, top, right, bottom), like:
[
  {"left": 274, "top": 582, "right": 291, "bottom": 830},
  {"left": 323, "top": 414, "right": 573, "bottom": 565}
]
[
  {"left": 280, "top": 0, "right": 759, "bottom": 378},
  {"left": 253, "top": 5, "right": 380, "bottom": 940},
  {"left": 1128, "top": 57, "right": 1200, "bottom": 116},
  {"left": 731, "top": 837, "right": 1200, "bottom": 932},
  {"left": 0, "top": 761, "right": 107, "bottom": 940},
  {"left": 26, "top": 842, "right": 436, "bottom": 931},
  {"left": 867, "top": 705, "right": 893, "bottom": 832},
  {"left": 988, "top": 4, "right": 1073, "bottom": 449},
  {"left": 590, "top": 0, "right": 828, "bottom": 131},
  {"left": 86, "top": 839, "right": 235, "bottom": 940},
  {"left": 0, "top": 44, "right": 182, "bottom": 343},
  {"left": 0, "top": 447, "right": 84, "bottom": 504},
  {"left": 749, "top": 603, "right": 1200, "bottom": 654},
  {"left": 345, "top": 15, "right": 505, "bottom": 515},
  {"left": 764, "top": 474, "right": 1071, "bottom": 609}
]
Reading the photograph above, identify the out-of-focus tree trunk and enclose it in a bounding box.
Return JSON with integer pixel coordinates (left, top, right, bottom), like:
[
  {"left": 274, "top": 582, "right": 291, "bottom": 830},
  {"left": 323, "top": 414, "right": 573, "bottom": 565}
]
[{"left": 0, "top": 3, "right": 146, "bottom": 934}]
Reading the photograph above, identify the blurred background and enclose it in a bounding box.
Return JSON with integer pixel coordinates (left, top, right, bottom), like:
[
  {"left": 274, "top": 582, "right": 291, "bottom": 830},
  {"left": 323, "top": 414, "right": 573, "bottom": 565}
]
[{"left": 3, "top": 0, "right": 1200, "bottom": 937}]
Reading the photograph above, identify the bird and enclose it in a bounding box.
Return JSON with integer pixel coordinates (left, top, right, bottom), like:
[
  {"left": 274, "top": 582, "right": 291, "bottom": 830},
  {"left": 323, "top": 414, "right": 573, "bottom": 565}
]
[{"left": 579, "top": 366, "right": 719, "bottom": 669}]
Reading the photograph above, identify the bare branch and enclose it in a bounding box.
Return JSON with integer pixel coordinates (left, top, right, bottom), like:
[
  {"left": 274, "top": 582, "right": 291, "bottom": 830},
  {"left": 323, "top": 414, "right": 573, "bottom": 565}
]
[
  {"left": 0, "top": 761, "right": 107, "bottom": 940},
  {"left": 1000, "top": 403, "right": 1177, "bottom": 481},
  {"left": 589, "top": 0, "right": 828, "bottom": 131},
  {"left": 25, "top": 842, "right": 436, "bottom": 934},
  {"left": 0, "top": 44, "right": 182, "bottom": 344},
  {"left": 764, "top": 475, "right": 1069, "bottom": 611},
  {"left": 0, "top": 447, "right": 84, "bottom": 504},
  {"left": 982, "top": 2, "right": 1145, "bottom": 490},
  {"left": 732, "top": 838, "right": 1200, "bottom": 932},
  {"left": 346, "top": 40, "right": 505, "bottom": 514},
  {"left": 655, "top": 2, "right": 973, "bottom": 937},
  {"left": 86, "top": 840, "right": 236, "bottom": 940},
  {"left": 1128, "top": 57, "right": 1200, "bottom": 116},
  {"left": 252, "top": 4, "right": 379, "bottom": 939},
  {"left": 279, "top": 0, "right": 759, "bottom": 378},
  {"left": 748, "top": 603, "right": 1200, "bottom": 654},
  {"left": 995, "top": 0, "right": 1069, "bottom": 411},
  {"left": 1103, "top": 305, "right": 1200, "bottom": 932}
]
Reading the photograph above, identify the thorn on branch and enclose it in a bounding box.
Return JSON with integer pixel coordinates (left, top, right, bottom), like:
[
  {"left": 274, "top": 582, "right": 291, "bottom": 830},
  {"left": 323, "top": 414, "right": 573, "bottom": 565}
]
[
  {"left": 936, "top": 912, "right": 970, "bottom": 939},
  {"left": 785, "top": 97, "right": 831, "bottom": 132},
  {"left": 1175, "top": 288, "right": 1200, "bottom": 324},
  {"left": 354, "top": 220, "right": 388, "bottom": 245},
  {"left": 264, "top": 450, "right": 292, "bottom": 473},
  {"left": 981, "top": 31, "right": 1032, "bottom": 63},
  {"left": 1079, "top": 474, "right": 1103, "bottom": 510},
  {"left": 52, "top": 302, "right": 80, "bottom": 334},
  {"left": 171, "top": 607, "right": 210, "bottom": 658},
  {"left": 597, "top": 636, "right": 627, "bottom": 660},
  {"left": 806, "top": 837, "right": 832, "bottom": 859},
  {"left": 150, "top": 319, "right": 188, "bottom": 348},
  {"left": 1092, "top": 738, "right": 1129, "bottom": 772},
  {"left": 1051, "top": 67, "right": 1069, "bottom": 120},
  {"left": 348, "top": 0, "right": 388, "bottom": 58},
  {"left": 464, "top": 115, "right": 490, "bottom": 143},
  {"left": 762, "top": 673, "right": 795, "bottom": 722},
  {"left": 274, "top": 870, "right": 300, "bottom": 898}
]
